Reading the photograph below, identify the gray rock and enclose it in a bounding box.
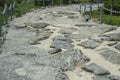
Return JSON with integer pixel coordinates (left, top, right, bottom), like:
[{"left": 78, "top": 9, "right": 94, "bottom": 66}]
[
  {"left": 109, "top": 76, "right": 120, "bottom": 80},
  {"left": 78, "top": 40, "right": 100, "bottom": 49},
  {"left": 99, "top": 33, "right": 120, "bottom": 41},
  {"left": 50, "top": 36, "right": 74, "bottom": 49},
  {"left": 0, "top": 37, "right": 4, "bottom": 44},
  {"left": 103, "top": 27, "right": 116, "bottom": 33},
  {"left": 53, "top": 36, "right": 73, "bottom": 43},
  {"left": 49, "top": 48, "right": 62, "bottom": 54},
  {"left": 25, "top": 65, "right": 69, "bottom": 80},
  {"left": 75, "top": 23, "right": 98, "bottom": 27},
  {"left": 115, "top": 44, "right": 120, "bottom": 51},
  {"left": 69, "top": 34, "right": 91, "bottom": 40},
  {"left": 59, "top": 28, "right": 76, "bottom": 35},
  {"left": 31, "top": 22, "right": 50, "bottom": 29},
  {"left": 48, "top": 49, "right": 90, "bottom": 71},
  {"left": 93, "top": 76, "right": 111, "bottom": 80},
  {"left": 82, "top": 63, "right": 110, "bottom": 75},
  {"left": 30, "top": 40, "right": 41, "bottom": 45},
  {"left": 15, "top": 24, "right": 27, "bottom": 28},
  {"left": 58, "top": 49, "right": 90, "bottom": 71},
  {"left": 67, "top": 15, "right": 78, "bottom": 19},
  {"left": 107, "top": 42, "right": 118, "bottom": 46},
  {"left": 89, "top": 37, "right": 103, "bottom": 43},
  {"left": 99, "top": 48, "right": 120, "bottom": 64},
  {"left": 30, "top": 30, "right": 53, "bottom": 44}
]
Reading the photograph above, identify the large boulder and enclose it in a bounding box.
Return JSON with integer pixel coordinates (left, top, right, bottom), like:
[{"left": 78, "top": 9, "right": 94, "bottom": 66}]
[
  {"left": 58, "top": 49, "right": 90, "bottom": 71},
  {"left": 30, "top": 22, "right": 50, "bottom": 29}
]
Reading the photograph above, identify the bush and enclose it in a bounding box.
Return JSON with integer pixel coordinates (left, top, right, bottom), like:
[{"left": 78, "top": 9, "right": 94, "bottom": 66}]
[{"left": 104, "top": 0, "right": 120, "bottom": 15}]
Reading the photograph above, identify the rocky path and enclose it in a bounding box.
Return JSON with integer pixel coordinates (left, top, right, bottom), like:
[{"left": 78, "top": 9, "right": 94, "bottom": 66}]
[{"left": 0, "top": 4, "right": 120, "bottom": 80}]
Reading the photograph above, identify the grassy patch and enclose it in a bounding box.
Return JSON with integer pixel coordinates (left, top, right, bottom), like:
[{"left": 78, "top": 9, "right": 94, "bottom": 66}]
[{"left": 88, "top": 10, "right": 120, "bottom": 26}]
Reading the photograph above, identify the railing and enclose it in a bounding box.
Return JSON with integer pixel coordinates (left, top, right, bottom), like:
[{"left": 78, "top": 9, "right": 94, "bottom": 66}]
[
  {"left": 100, "top": 6, "right": 120, "bottom": 23},
  {"left": 79, "top": 3, "right": 93, "bottom": 19},
  {"left": 79, "top": 3, "right": 120, "bottom": 24}
]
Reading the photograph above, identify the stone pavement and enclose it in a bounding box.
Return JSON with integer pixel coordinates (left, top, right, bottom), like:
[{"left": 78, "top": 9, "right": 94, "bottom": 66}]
[{"left": 0, "top": 4, "right": 120, "bottom": 80}]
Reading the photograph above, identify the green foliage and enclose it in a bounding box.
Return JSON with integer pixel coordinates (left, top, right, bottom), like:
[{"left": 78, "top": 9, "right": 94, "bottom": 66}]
[{"left": 104, "top": 0, "right": 120, "bottom": 15}]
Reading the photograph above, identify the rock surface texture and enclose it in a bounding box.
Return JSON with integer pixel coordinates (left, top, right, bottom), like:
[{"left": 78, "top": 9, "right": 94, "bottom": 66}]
[{"left": 0, "top": 4, "right": 120, "bottom": 80}]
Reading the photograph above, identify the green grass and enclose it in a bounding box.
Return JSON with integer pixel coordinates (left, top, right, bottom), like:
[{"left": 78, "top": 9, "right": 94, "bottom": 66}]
[{"left": 88, "top": 10, "right": 120, "bottom": 26}]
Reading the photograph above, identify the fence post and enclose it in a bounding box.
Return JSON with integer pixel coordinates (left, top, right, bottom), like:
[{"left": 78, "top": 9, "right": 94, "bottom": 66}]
[
  {"left": 84, "top": 4, "right": 86, "bottom": 15},
  {"left": 13, "top": 2, "right": 16, "bottom": 17},
  {"left": 89, "top": 5, "right": 92, "bottom": 19},
  {"left": 0, "top": 12, "right": 2, "bottom": 37},
  {"left": 100, "top": 6, "right": 103, "bottom": 24},
  {"left": 43, "top": 0, "right": 45, "bottom": 7},
  {"left": 3, "top": 4, "right": 8, "bottom": 25},
  {"left": 9, "top": 4, "right": 13, "bottom": 20},
  {"left": 79, "top": 3, "right": 82, "bottom": 13},
  {"left": 52, "top": 0, "right": 54, "bottom": 6}
]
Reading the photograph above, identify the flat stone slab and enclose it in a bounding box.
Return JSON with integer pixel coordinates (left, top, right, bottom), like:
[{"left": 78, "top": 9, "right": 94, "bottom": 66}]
[
  {"left": 82, "top": 63, "right": 110, "bottom": 75},
  {"left": 99, "top": 33, "right": 120, "bottom": 41},
  {"left": 93, "top": 76, "right": 111, "bottom": 80},
  {"left": 75, "top": 23, "right": 99, "bottom": 27},
  {"left": 30, "top": 30, "right": 53, "bottom": 44},
  {"left": 107, "top": 42, "right": 118, "bottom": 46},
  {"left": 78, "top": 39, "right": 101, "bottom": 49},
  {"left": 99, "top": 48, "right": 120, "bottom": 64},
  {"left": 29, "top": 22, "right": 50, "bottom": 29},
  {"left": 69, "top": 34, "right": 91, "bottom": 40},
  {"left": 50, "top": 36, "right": 74, "bottom": 49},
  {"left": 15, "top": 24, "right": 27, "bottom": 28},
  {"left": 49, "top": 48, "right": 62, "bottom": 54},
  {"left": 115, "top": 43, "right": 120, "bottom": 51},
  {"left": 94, "top": 76, "right": 120, "bottom": 80},
  {"left": 59, "top": 28, "right": 77, "bottom": 35}
]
